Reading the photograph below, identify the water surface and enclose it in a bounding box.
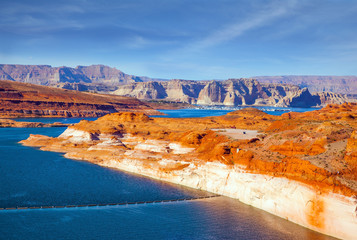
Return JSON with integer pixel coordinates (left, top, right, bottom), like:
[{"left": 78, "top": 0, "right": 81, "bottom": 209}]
[
  {"left": 13, "top": 117, "right": 98, "bottom": 124},
  {"left": 0, "top": 110, "right": 335, "bottom": 240},
  {"left": 11, "top": 106, "right": 318, "bottom": 124},
  {"left": 0, "top": 127, "right": 208, "bottom": 208},
  {"left": 153, "top": 106, "right": 317, "bottom": 118},
  {"left": 0, "top": 197, "right": 334, "bottom": 240}
]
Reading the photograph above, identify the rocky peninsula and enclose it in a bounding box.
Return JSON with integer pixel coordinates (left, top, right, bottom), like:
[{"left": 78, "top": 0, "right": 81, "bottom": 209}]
[
  {"left": 0, "top": 80, "right": 159, "bottom": 118},
  {"left": 21, "top": 103, "right": 357, "bottom": 239}
]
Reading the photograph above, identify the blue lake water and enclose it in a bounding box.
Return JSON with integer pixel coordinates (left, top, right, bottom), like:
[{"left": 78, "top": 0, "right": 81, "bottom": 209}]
[
  {"left": 153, "top": 107, "right": 318, "bottom": 118},
  {"left": 11, "top": 107, "right": 317, "bottom": 124},
  {"left": 0, "top": 109, "right": 335, "bottom": 239},
  {"left": 13, "top": 117, "right": 98, "bottom": 124}
]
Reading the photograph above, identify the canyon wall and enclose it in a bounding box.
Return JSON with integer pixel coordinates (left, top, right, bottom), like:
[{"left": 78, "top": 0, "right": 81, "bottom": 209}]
[
  {"left": 98, "top": 158, "right": 357, "bottom": 240},
  {"left": 253, "top": 75, "right": 357, "bottom": 95},
  {"left": 114, "top": 79, "right": 348, "bottom": 107},
  {"left": 0, "top": 80, "right": 157, "bottom": 118},
  {"left": 1, "top": 64, "right": 353, "bottom": 107},
  {"left": 1, "top": 65, "right": 354, "bottom": 105},
  {"left": 0, "top": 64, "right": 164, "bottom": 92}
]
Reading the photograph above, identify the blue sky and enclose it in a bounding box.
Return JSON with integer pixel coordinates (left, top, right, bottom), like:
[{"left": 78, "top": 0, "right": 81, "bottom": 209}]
[{"left": 0, "top": 0, "right": 356, "bottom": 79}]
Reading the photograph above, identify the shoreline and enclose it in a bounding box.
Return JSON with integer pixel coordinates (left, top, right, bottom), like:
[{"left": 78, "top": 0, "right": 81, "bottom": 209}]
[
  {"left": 0, "top": 105, "right": 322, "bottom": 120},
  {"left": 20, "top": 132, "right": 357, "bottom": 240},
  {"left": 19, "top": 106, "right": 357, "bottom": 240},
  {"left": 0, "top": 118, "right": 71, "bottom": 128},
  {"left": 88, "top": 155, "right": 357, "bottom": 240}
]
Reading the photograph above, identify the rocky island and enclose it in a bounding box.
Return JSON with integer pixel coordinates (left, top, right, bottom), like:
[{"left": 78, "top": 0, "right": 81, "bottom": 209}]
[{"left": 21, "top": 102, "right": 357, "bottom": 239}]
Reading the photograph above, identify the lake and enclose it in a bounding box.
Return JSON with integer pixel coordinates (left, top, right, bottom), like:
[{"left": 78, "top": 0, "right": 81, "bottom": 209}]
[
  {"left": 12, "top": 106, "right": 318, "bottom": 124},
  {"left": 0, "top": 109, "right": 334, "bottom": 239}
]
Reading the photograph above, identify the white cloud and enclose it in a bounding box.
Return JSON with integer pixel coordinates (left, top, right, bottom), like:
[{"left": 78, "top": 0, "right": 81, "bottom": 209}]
[
  {"left": 124, "top": 36, "right": 179, "bottom": 50},
  {"left": 182, "top": 0, "right": 298, "bottom": 51},
  {"left": 0, "top": 2, "right": 85, "bottom": 33}
]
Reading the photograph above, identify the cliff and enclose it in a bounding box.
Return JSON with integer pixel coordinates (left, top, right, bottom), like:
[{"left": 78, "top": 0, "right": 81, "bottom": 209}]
[
  {"left": 1, "top": 64, "right": 353, "bottom": 106},
  {"left": 253, "top": 75, "right": 357, "bottom": 95},
  {"left": 114, "top": 79, "right": 205, "bottom": 104},
  {"left": 20, "top": 103, "right": 357, "bottom": 239},
  {"left": 0, "top": 80, "right": 158, "bottom": 118},
  {"left": 114, "top": 79, "right": 348, "bottom": 107},
  {"left": 0, "top": 64, "right": 164, "bottom": 92}
]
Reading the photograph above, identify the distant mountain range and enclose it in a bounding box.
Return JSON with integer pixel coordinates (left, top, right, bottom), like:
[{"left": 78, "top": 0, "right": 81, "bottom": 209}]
[
  {"left": 114, "top": 78, "right": 348, "bottom": 108},
  {"left": 0, "top": 64, "right": 355, "bottom": 107},
  {"left": 0, "top": 64, "right": 164, "bottom": 92},
  {"left": 253, "top": 75, "right": 357, "bottom": 95}
]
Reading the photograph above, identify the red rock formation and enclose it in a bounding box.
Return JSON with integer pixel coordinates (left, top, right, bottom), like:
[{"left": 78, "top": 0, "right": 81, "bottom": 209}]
[
  {"left": 0, "top": 80, "right": 158, "bottom": 118},
  {"left": 269, "top": 139, "right": 326, "bottom": 157},
  {"left": 20, "top": 103, "right": 357, "bottom": 239},
  {"left": 21, "top": 103, "right": 357, "bottom": 196},
  {"left": 345, "top": 131, "right": 357, "bottom": 180}
]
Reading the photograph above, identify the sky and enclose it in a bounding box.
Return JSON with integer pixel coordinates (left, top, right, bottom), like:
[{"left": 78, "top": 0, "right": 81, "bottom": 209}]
[{"left": 0, "top": 0, "right": 356, "bottom": 80}]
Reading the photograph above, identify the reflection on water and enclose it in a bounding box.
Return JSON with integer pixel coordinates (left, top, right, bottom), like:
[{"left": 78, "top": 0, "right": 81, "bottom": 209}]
[
  {"left": 0, "top": 128, "right": 210, "bottom": 209},
  {"left": 0, "top": 197, "right": 335, "bottom": 240}
]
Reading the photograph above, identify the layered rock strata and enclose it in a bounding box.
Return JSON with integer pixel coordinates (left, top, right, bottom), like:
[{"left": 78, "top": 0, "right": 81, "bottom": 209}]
[
  {"left": 0, "top": 64, "right": 163, "bottom": 89},
  {"left": 253, "top": 75, "right": 357, "bottom": 95},
  {"left": 114, "top": 79, "right": 348, "bottom": 107},
  {"left": 0, "top": 80, "right": 158, "bottom": 118},
  {"left": 21, "top": 103, "right": 357, "bottom": 239},
  {"left": 1, "top": 64, "right": 351, "bottom": 107}
]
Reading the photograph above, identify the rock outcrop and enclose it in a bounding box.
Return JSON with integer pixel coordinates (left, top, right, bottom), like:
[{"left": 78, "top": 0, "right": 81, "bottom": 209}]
[
  {"left": 2, "top": 64, "right": 354, "bottom": 105},
  {"left": 0, "top": 119, "right": 69, "bottom": 128},
  {"left": 0, "top": 64, "right": 164, "bottom": 92},
  {"left": 20, "top": 103, "right": 357, "bottom": 239},
  {"left": 115, "top": 79, "right": 205, "bottom": 104},
  {"left": 253, "top": 75, "right": 357, "bottom": 95},
  {"left": 315, "top": 91, "right": 349, "bottom": 105},
  {"left": 1, "top": 64, "right": 353, "bottom": 106},
  {"left": 0, "top": 80, "right": 158, "bottom": 118},
  {"left": 274, "top": 87, "right": 321, "bottom": 107},
  {"left": 114, "top": 79, "right": 347, "bottom": 107}
]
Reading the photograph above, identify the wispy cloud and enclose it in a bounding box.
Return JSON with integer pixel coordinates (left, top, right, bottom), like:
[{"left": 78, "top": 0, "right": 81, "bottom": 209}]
[
  {"left": 125, "top": 36, "right": 178, "bottom": 49},
  {"left": 0, "top": 2, "right": 86, "bottom": 34},
  {"left": 181, "top": 0, "right": 298, "bottom": 52},
  {"left": 1, "top": 0, "right": 356, "bottom": 78}
]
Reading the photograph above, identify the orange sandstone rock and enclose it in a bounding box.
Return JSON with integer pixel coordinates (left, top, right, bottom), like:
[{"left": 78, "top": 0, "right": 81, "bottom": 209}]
[
  {"left": 346, "top": 131, "right": 357, "bottom": 153},
  {"left": 19, "top": 103, "right": 357, "bottom": 240},
  {"left": 20, "top": 104, "right": 357, "bottom": 197},
  {"left": 269, "top": 138, "right": 326, "bottom": 157},
  {"left": 0, "top": 80, "right": 158, "bottom": 118}
]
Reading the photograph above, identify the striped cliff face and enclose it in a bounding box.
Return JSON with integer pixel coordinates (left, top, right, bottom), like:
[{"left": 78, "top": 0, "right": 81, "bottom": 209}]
[{"left": 0, "top": 80, "right": 159, "bottom": 118}]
